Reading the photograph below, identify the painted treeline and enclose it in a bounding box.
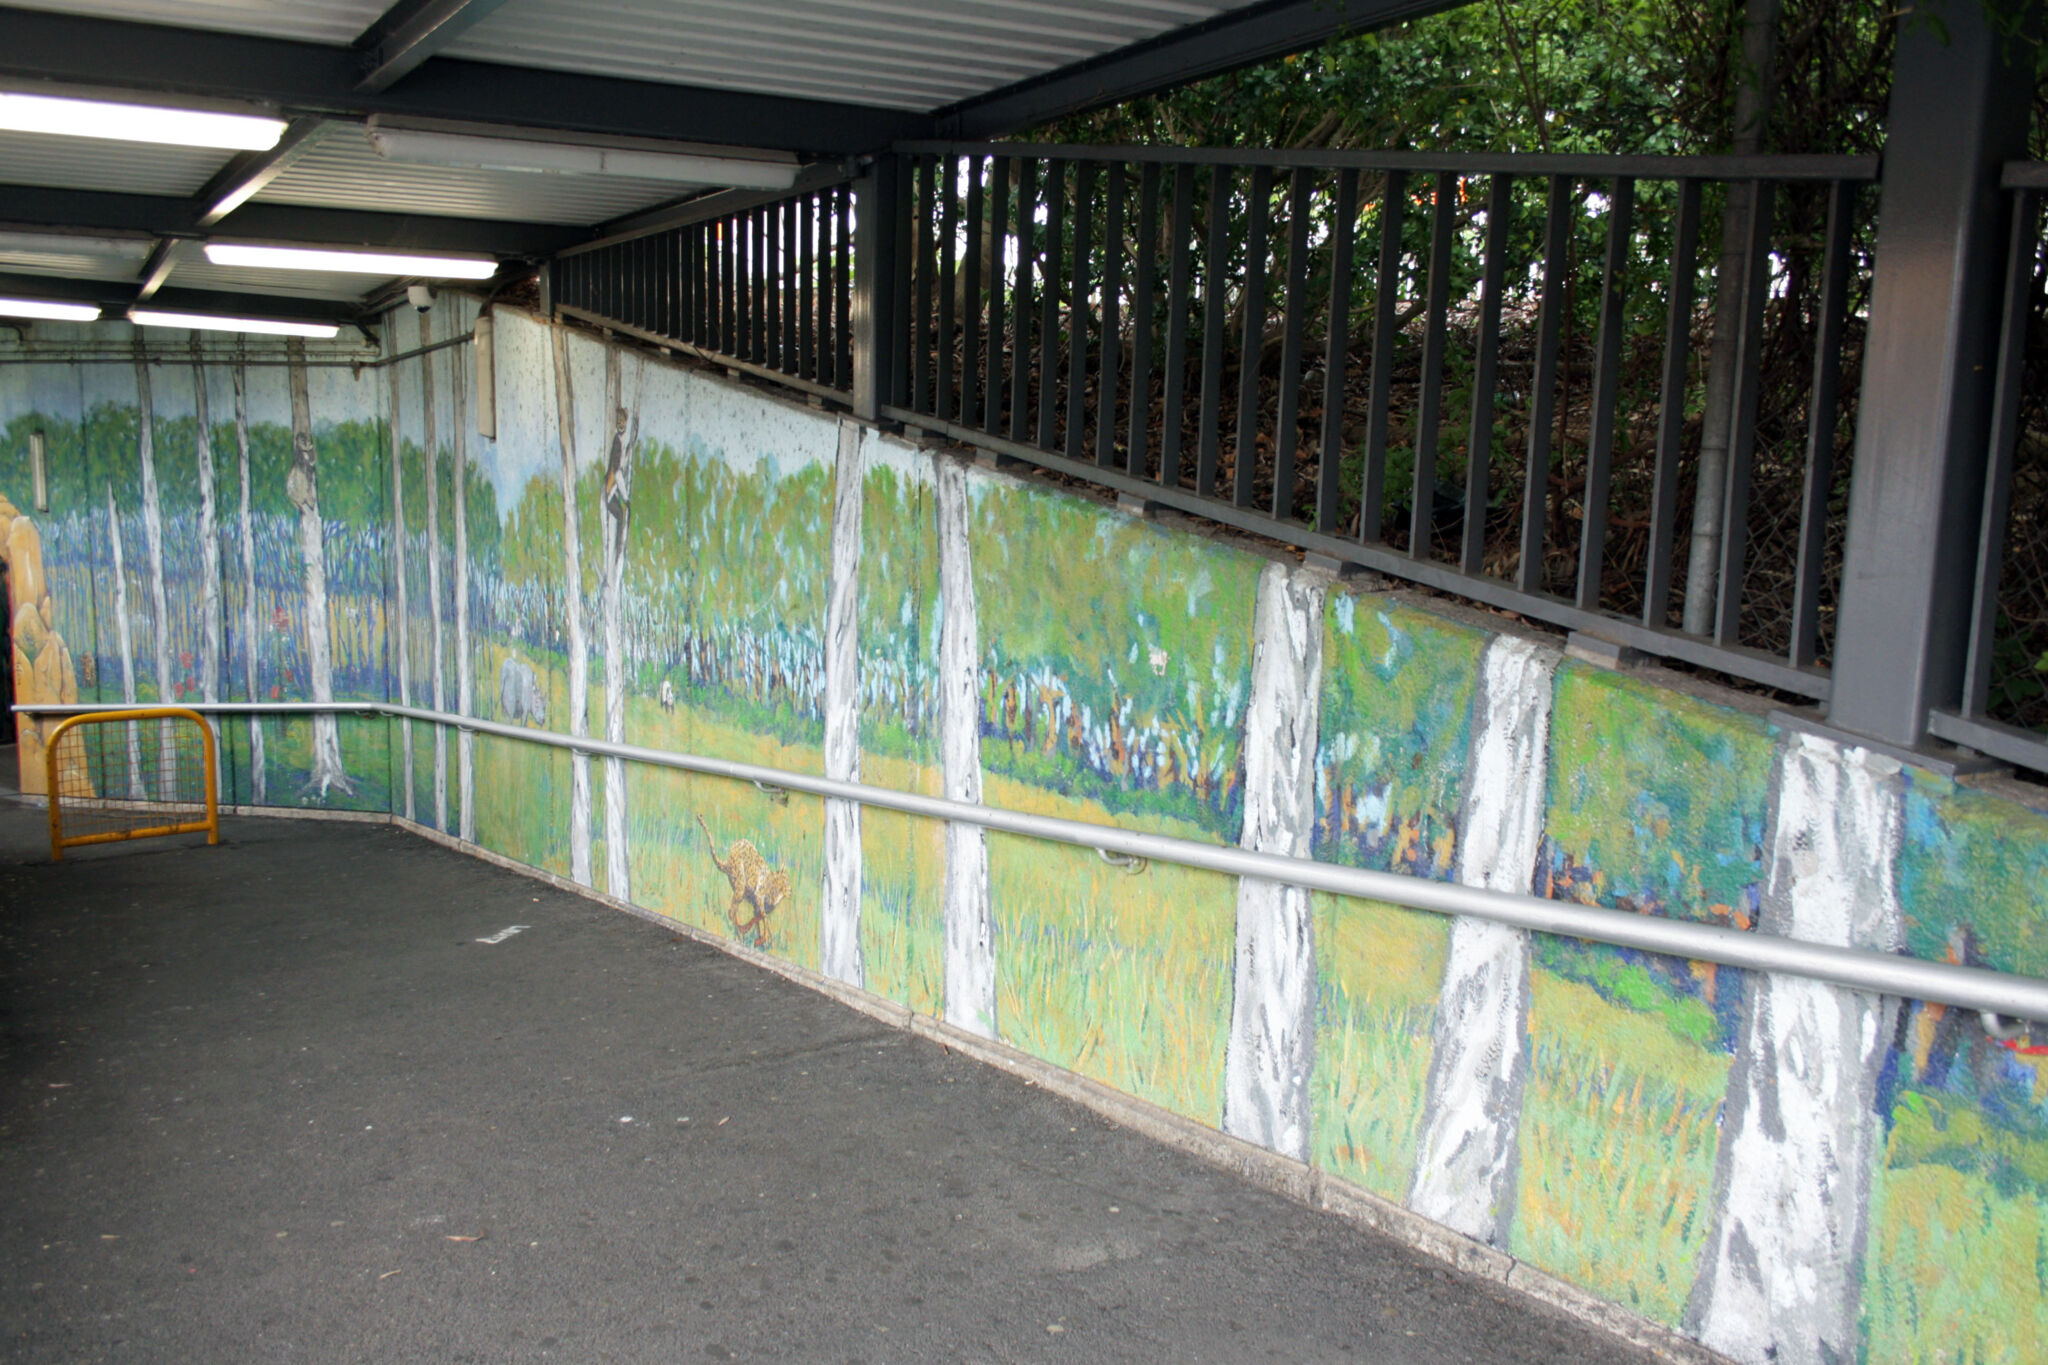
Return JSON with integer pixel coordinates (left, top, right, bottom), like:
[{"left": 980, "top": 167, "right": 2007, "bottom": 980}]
[{"left": 6, "top": 308, "right": 2047, "bottom": 1364}]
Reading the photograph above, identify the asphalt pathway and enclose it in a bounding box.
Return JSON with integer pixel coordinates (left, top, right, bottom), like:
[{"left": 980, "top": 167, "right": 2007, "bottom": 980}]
[{"left": 0, "top": 807, "right": 1666, "bottom": 1363}]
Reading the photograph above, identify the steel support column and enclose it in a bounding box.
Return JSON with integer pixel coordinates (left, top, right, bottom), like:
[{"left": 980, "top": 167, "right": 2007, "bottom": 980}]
[
  {"left": 1826, "top": 3, "right": 2034, "bottom": 747},
  {"left": 852, "top": 156, "right": 903, "bottom": 423}
]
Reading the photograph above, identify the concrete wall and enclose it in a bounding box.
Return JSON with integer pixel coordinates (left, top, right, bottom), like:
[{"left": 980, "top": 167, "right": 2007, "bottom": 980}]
[{"left": 7, "top": 306, "right": 2046, "bottom": 1362}]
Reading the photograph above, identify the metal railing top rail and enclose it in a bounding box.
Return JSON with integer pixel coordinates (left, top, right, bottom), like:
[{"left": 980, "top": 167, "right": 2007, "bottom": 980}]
[
  {"left": 18, "top": 699, "right": 2043, "bottom": 1024},
  {"left": 2001, "top": 160, "right": 2048, "bottom": 188},
  {"left": 896, "top": 141, "right": 1881, "bottom": 182},
  {"left": 565, "top": 158, "right": 866, "bottom": 256}
]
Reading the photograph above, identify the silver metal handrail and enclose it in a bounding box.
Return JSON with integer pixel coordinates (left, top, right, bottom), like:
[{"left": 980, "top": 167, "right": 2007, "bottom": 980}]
[{"left": 18, "top": 699, "right": 2048, "bottom": 1024}]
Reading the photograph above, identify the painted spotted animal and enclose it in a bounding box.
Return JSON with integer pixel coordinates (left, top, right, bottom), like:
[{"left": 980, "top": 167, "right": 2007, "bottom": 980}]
[{"left": 696, "top": 813, "right": 791, "bottom": 944}]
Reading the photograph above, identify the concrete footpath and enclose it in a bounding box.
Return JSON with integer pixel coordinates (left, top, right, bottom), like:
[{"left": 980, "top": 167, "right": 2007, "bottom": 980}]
[{"left": 0, "top": 809, "right": 1666, "bottom": 1363}]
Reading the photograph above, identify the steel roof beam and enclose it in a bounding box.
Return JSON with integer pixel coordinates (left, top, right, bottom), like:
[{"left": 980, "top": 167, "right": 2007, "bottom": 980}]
[
  {"left": 353, "top": 0, "right": 516, "bottom": 94},
  {"left": 0, "top": 6, "right": 928, "bottom": 155},
  {"left": 195, "top": 118, "right": 333, "bottom": 228},
  {"left": 0, "top": 185, "right": 581, "bottom": 257},
  {"left": 937, "top": 0, "right": 1465, "bottom": 138},
  {"left": 133, "top": 240, "right": 181, "bottom": 301}
]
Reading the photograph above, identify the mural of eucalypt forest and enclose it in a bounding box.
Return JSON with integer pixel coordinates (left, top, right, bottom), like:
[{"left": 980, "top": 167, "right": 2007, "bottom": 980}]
[
  {"left": 10, "top": 306, "right": 2046, "bottom": 1363},
  {"left": 0, "top": 330, "right": 390, "bottom": 806}
]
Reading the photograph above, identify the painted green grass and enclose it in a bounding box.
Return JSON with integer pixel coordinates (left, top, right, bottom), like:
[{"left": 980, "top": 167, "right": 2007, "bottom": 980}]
[
  {"left": 858, "top": 752, "right": 945, "bottom": 1017},
  {"left": 987, "top": 771, "right": 1236, "bottom": 1127},
  {"left": 1865, "top": 1155, "right": 2048, "bottom": 1364},
  {"left": 216, "top": 711, "right": 393, "bottom": 815},
  {"left": 1311, "top": 892, "right": 1446, "bottom": 1200}
]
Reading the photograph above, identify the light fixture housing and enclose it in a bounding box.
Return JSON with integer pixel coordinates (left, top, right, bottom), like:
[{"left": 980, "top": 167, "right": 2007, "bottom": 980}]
[
  {"left": 367, "top": 122, "right": 800, "bottom": 191},
  {"left": 0, "top": 296, "right": 101, "bottom": 322},
  {"left": 129, "top": 308, "right": 340, "bottom": 339},
  {"left": 203, "top": 243, "right": 499, "bottom": 280},
  {"left": 0, "top": 92, "right": 284, "bottom": 150}
]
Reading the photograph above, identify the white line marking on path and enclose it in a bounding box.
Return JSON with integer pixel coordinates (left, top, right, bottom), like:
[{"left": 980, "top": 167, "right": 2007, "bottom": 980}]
[{"left": 476, "top": 925, "right": 530, "bottom": 945}]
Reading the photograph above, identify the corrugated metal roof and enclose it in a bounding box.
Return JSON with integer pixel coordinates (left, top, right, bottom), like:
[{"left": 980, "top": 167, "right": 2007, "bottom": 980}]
[
  {"left": 0, "top": 131, "right": 228, "bottom": 198},
  {"left": 0, "top": 232, "right": 151, "bottom": 282},
  {"left": 4, "top": 0, "right": 386, "bottom": 47},
  {"left": 257, "top": 128, "right": 690, "bottom": 226},
  {"left": 167, "top": 259, "right": 391, "bottom": 303},
  {"left": 446, "top": 0, "right": 1235, "bottom": 110}
]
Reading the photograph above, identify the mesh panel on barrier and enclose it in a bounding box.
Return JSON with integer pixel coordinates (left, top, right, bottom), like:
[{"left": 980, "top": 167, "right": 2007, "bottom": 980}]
[{"left": 46, "top": 708, "right": 219, "bottom": 859}]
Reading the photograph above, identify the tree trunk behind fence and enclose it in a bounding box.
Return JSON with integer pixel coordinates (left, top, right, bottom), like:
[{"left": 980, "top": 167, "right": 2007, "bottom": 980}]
[
  {"left": 1222, "top": 560, "right": 1326, "bottom": 1161},
  {"left": 600, "top": 347, "right": 639, "bottom": 901},
  {"left": 190, "top": 353, "right": 222, "bottom": 723},
  {"left": 820, "top": 420, "right": 865, "bottom": 985},
  {"left": 453, "top": 319, "right": 475, "bottom": 842},
  {"left": 423, "top": 312, "right": 447, "bottom": 832},
  {"left": 552, "top": 327, "right": 593, "bottom": 886},
  {"left": 1409, "top": 634, "right": 1557, "bottom": 1246},
  {"left": 107, "top": 482, "right": 144, "bottom": 800},
  {"left": 388, "top": 334, "right": 414, "bottom": 821}
]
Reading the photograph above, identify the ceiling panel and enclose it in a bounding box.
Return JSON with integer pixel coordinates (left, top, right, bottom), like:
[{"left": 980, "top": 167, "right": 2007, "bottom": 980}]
[
  {"left": 0, "top": 232, "right": 151, "bottom": 282},
  {"left": 0, "top": 131, "right": 229, "bottom": 197},
  {"left": 2, "top": 0, "right": 386, "bottom": 46},
  {"left": 168, "top": 258, "right": 389, "bottom": 303},
  {"left": 442, "top": 0, "right": 1236, "bottom": 111},
  {"left": 257, "top": 128, "right": 691, "bottom": 226}
]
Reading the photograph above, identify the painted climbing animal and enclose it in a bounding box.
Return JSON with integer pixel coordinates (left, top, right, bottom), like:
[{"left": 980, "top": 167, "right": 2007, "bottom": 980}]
[
  {"left": 696, "top": 813, "right": 790, "bottom": 944},
  {"left": 498, "top": 656, "right": 547, "bottom": 727}
]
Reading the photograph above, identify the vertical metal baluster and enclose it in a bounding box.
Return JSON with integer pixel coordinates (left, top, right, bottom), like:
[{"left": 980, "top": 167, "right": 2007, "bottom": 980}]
[
  {"left": 1127, "top": 162, "right": 1162, "bottom": 478},
  {"left": 1270, "top": 170, "right": 1314, "bottom": 523},
  {"left": 1159, "top": 163, "right": 1196, "bottom": 489},
  {"left": 680, "top": 227, "right": 697, "bottom": 346},
  {"left": 1518, "top": 176, "right": 1574, "bottom": 595},
  {"left": 1575, "top": 176, "right": 1636, "bottom": 608},
  {"left": 1643, "top": 179, "right": 1701, "bottom": 623},
  {"left": 1787, "top": 180, "right": 1856, "bottom": 667},
  {"left": 1097, "top": 163, "right": 1127, "bottom": 467},
  {"left": 1713, "top": 180, "right": 1776, "bottom": 646},
  {"left": 890, "top": 160, "right": 914, "bottom": 407},
  {"left": 835, "top": 185, "right": 853, "bottom": 389},
  {"left": 1361, "top": 169, "right": 1408, "bottom": 542},
  {"left": 753, "top": 207, "right": 769, "bottom": 364},
  {"left": 718, "top": 218, "right": 732, "bottom": 354},
  {"left": 910, "top": 164, "right": 931, "bottom": 407},
  {"left": 1196, "top": 165, "right": 1231, "bottom": 498},
  {"left": 1411, "top": 171, "right": 1457, "bottom": 556},
  {"left": 1036, "top": 160, "right": 1066, "bottom": 447},
  {"left": 782, "top": 198, "right": 799, "bottom": 374},
  {"left": 961, "top": 155, "right": 984, "bottom": 428},
  {"left": 1232, "top": 164, "right": 1273, "bottom": 507},
  {"left": 1315, "top": 169, "right": 1359, "bottom": 536},
  {"left": 815, "top": 199, "right": 832, "bottom": 381},
  {"left": 1009, "top": 159, "right": 1038, "bottom": 442},
  {"left": 937, "top": 159, "right": 958, "bottom": 420},
  {"left": 765, "top": 203, "right": 782, "bottom": 369},
  {"left": 1066, "top": 160, "right": 1096, "bottom": 462},
  {"left": 1961, "top": 187, "right": 2039, "bottom": 714},
  {"left": 985, "top": 155, "right": 1010, "bottom": 435}
]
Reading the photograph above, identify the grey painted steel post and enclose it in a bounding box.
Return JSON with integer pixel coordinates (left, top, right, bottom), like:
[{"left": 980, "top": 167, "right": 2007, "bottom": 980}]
[
  {"left": 852, "top": 155, "right": 902, "bottom": 423},
  {"left": 1827, "top": 4, "right": 2035, "bottom": 746}
]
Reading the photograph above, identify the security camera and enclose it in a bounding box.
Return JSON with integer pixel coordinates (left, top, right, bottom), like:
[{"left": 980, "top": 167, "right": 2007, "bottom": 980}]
[{"left": 407, "top": 283, "right": 436, "bottom": 312}]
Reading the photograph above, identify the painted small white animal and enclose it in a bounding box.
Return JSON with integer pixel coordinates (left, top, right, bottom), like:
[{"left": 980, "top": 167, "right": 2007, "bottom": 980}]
[
  {"left": 498, "top": 656, "right": 548, "bottom": 727},
  {"left": 1148, "top": 645, "right": 1170, "bottom": 677},
  {"left": 658, "top": 677, "right": 676, "bottom": 713}
]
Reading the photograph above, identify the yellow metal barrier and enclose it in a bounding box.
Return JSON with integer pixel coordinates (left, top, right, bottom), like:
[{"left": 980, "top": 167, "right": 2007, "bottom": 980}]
[{"left": 45, "top": 707, "right": 220, "bottom": 861}]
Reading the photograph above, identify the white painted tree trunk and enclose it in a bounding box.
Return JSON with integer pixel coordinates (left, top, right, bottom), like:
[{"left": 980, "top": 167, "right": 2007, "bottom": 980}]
[
  {"left": 935, "top": 454, "right": 993, "bottom": 1037},
  {"left": 819, "top": 420, "right": 865, "bottom": 985},
  {"left": 452, "top": 321, "right": 475, "bottom": 842},
  {"left": 1685, "top": 732, "right": 1904, "bottom": 1365},
  {"left": 387, "top": 335, "right": 413, "bottom": 821},
  {"left": 1409, "top": 634, "right": 1558, "bottom": 1246},
  {"left": 423, "top": 313, "right": 447, "bottom": 832},
  {"left": 1222, "top": 560, "right": 1328, "bottom": 1161},
  {"left": 232, "top": 366, "right": 264, "bottom": 804},
  {"left": 133, "top": 351, "right": 176, "bottom": 800},
  {"left": 287, "top": 343, "right": 350, "bottom": 797},
  {"left": 551, "top": 327, "right": 593, "bottom": 886},
  {"left": 599, "top": 347, "right": 639, "bottom": 900},
  {"left": 189, "top": 354, "right": 222, "bottom": 720},
  {"left": 107, "top": 483, "right": 145, "bottom": 801}
]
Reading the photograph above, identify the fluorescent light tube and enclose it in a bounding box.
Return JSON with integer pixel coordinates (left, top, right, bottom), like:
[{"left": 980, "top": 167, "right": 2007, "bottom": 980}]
[
  {"left": 0, "top": 92, "right": 284, "bottom": 151},
  {"left": 368, "top": 126, "right": 800, "bottom": 190},
  {"left": 129, "top": 309, "right": 340, "bottom": 339},
  {"left": 203, "top": 243, "right": 498, "bottom": 280},
  {"left": 0, "top": 297, "right": 101, "bottom": 322}
]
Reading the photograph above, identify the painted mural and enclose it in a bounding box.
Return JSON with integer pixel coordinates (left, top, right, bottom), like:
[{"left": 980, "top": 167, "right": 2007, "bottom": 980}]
[{"left": 9, "top": 304, "right": 2047, "bottom": 1363}]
